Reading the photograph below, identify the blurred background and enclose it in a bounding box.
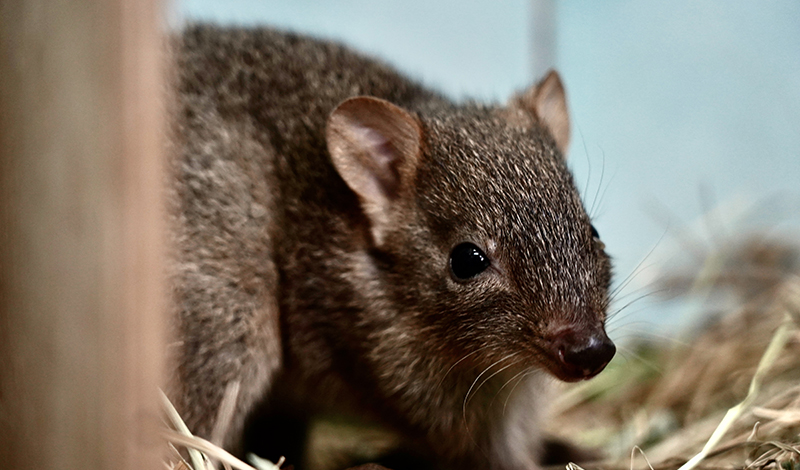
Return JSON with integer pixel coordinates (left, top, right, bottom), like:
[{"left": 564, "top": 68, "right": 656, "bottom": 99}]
[{"left": 174, "top": 0, "right": 800, "bottom": 340}]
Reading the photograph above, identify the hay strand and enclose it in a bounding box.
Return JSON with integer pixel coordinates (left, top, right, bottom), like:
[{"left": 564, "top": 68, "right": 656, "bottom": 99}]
[
  {"left": 160, "top": 390, "right": 281, "bottom": 470},
  {"left": 676, "top": 312, "right": 795, "bottom": 470},
  {"left": 161, "top": 390, "right": 210, "bottom": 470}
]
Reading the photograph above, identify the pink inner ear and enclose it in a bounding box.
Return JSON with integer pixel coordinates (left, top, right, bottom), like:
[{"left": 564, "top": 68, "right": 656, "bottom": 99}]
[
  {"left": 359, "top": 126, "right": 396, "bottom": 168},
  {"left": 327, "top": 96, "right": 422, "bottom": 208},
  {"left": 353, "top": 124, "right": 401, "bottom": 197}
]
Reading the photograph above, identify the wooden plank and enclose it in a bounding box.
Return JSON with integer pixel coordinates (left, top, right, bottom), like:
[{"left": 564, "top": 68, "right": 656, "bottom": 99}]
[{"left": 0, "top": 0, "right": 167, "bottom": 468}]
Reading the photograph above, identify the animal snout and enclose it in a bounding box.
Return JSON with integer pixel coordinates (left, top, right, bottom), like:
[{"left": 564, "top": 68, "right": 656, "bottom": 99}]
[{"left": 548, "top": 328, "right": 615, "bottom": 382}]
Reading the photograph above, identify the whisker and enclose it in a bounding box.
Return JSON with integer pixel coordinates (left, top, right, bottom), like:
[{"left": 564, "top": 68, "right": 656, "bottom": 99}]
[
  {"left": 607, "top": 318, "right": 657, "bottom": 334},
  {"left": 614, "top": 344, "right": 666, "bottom": 376},
  {"left": 462, "top": 353, "right": 517, "bottom": 425},
  {"left": 608, "top": 260, "right": 657, "bottom": 304},
  {"left": 607, "top": 290, "right": 664, "bottom": 323},
  {"left": 593, "top": 153, "right": 618, "bottom": 219},
  {"left": 489, "top": 365, "right": 534, "bottom": 409},
  {"left": 609, "top": 324, "right": 688, "bottom": 347},
  {"left": 609, "top": 229, "right": 668, "bottom": 301},
  {"left": 589, "top": 146, "right": 606, "bottom": 218},
  {"left": 606, "top": 304, "right": 656, "bottom": 327},
  {"left": 643, "top": 198, "right": 707, "bottom": 262},
  {"left": 609, "top": 285, "right": 666, "bottom": 313},
  {"left": 464, "top": 356, "right": 522, "bottom": 410},
  {"left": 612, "top": 282, "right": 663, "bottom": 305},
  {"left": 579, "top": 128, "right": 592, "bottom": 199},
  {"left": 437, "top": 349, "right": 482, "bottom": 389},
  {"left": 503, "top": 369, "right": 538, "bottom": 415}
]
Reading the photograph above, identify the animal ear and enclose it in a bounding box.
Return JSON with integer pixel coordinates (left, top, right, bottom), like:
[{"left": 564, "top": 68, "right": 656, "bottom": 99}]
[
  {"left": 326, "top": 96, "right": 422, "bottom": 242},
  {"left": 513, "top": 70, "right": 571, "bottom": 157}
]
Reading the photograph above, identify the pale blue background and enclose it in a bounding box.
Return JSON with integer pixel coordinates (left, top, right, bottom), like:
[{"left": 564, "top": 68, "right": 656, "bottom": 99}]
[{"left": 175, "top": 0, "right": 800, "bottom": 339}]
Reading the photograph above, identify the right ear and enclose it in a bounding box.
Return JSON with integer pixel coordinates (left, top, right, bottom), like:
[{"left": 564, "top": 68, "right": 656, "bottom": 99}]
[
  {"left": 326, "top": 96, "right": 422, "bottom": 244},
  {"left": 511, "top": 70, "right": 571, "bottom": 157}
]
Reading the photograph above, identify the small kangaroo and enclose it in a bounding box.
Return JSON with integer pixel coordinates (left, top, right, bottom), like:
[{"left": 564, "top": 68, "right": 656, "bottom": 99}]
[{"left": 167, "top": 25, "right": 615, "bottom": 470}]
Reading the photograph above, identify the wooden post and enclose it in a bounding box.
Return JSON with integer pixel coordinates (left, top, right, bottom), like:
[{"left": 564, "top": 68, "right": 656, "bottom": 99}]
[{"left": 0, "top": 1, "right": 167, "bottom": 468}]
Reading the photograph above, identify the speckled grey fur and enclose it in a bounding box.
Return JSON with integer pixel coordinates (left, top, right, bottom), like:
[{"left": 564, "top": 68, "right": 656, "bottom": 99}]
[{"left": 166, "top": 25, "right": 612, "bottom": 470}]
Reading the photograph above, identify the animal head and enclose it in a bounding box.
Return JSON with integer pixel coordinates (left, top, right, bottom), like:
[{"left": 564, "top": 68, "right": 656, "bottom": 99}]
[{"left": 326, "top": 71, "right": 614, "bottom": 385}]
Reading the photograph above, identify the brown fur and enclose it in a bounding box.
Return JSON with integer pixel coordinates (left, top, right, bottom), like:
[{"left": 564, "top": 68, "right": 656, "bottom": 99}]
[{"left": 167, "top": 25, "right": 613, "bottom": 470}]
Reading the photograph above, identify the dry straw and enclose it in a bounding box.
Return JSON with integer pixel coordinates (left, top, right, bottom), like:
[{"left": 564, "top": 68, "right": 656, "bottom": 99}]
[
  {"left": 550, "top": 236, "right": 800, "bottom": 470},
  {"left": 161, "top": 390, "right": 282, "bottom": 470}
]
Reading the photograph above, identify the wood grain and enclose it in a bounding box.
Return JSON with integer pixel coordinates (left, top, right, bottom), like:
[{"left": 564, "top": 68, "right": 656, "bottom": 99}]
[{"left": 0, "top": 1, "right": 167, "bottom": 468}]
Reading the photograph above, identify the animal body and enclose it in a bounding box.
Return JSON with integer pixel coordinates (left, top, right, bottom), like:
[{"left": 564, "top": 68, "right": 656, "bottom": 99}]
[{"left": 168, "top": 25, "right": 615, "bottom": 470}]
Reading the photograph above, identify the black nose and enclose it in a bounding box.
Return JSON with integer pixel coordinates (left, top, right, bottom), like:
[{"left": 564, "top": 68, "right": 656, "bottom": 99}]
[{"left": 550, "top": 329, "right": 615, "bottom": 381}]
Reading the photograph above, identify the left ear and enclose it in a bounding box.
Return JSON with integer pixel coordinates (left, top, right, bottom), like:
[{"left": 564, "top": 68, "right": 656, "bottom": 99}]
[
  {"left": 511, "top": 70, "right": 571, "bottom": 156},
  {"left": 326, "top": 96, "right": 423, "bottom": 245}
]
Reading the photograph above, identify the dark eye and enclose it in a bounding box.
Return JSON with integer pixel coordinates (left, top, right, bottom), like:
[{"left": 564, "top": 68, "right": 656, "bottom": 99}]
[
  {"left": 450, "top": 242, "right": 490, "bottom": 280},
  {"left": 590, "top": 224, "right": 600, "bottom": 239}
]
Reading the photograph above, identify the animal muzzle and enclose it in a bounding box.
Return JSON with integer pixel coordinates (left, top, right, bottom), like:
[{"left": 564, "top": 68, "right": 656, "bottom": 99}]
[{"left": 545, "top": 328, "right": 616, "bottom": 382}]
